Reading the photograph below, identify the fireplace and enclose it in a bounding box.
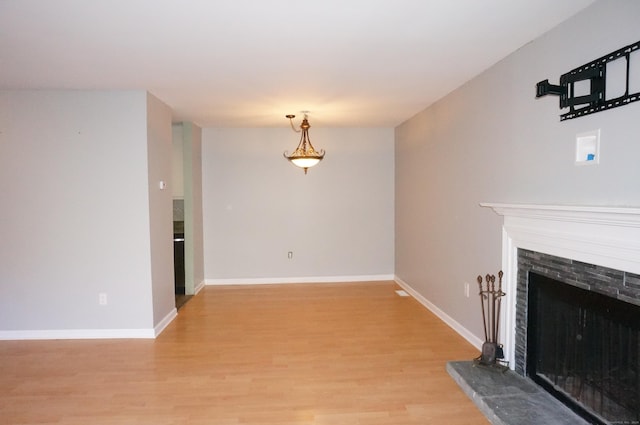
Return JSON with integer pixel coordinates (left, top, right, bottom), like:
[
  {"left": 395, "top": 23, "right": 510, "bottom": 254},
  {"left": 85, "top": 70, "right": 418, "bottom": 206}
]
[
  {"left": 481, "top": 203, "right": 640, "bottom": 424},
  {"left": 527, "top": 268, "right": 640, "bottom": 424}
]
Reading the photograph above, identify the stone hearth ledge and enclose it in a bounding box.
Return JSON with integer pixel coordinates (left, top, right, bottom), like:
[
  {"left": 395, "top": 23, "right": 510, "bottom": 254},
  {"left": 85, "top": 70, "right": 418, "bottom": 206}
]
[{"left": 447, "top": 361, "right": 589, "bottom": 425}]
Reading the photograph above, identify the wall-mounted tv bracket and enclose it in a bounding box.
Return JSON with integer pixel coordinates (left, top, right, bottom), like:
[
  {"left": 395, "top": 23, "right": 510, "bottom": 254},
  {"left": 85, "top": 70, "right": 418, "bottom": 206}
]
[{"left": 536, "top": 40, "right": 640, "bottom": 121}]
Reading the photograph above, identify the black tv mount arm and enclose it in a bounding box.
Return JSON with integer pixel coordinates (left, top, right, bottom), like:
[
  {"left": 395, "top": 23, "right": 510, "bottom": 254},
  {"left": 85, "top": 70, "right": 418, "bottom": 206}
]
[{"left": 536, "top": 40, "right": 640, "bottom": 121}]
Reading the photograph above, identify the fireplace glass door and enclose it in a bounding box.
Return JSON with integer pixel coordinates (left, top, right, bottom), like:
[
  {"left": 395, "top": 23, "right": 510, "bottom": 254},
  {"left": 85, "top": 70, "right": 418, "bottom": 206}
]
[{"left": 527, "top": 272, "right": 640, "bottom": 425}]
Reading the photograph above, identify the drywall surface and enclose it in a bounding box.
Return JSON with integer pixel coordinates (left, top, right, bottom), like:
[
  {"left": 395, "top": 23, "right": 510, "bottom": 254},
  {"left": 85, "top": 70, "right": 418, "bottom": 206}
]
[
  {"left": 202, "top": 127, "right": 394, "bottom": 282},
  {"left": 147, "top": 93, "right": 175, "bottom": 328},
  {"left": 0, "top": 90, "right": 156, "bottom": 333},
  {"left": 395, "top": 0, "right": 640, "bottom": 343}
]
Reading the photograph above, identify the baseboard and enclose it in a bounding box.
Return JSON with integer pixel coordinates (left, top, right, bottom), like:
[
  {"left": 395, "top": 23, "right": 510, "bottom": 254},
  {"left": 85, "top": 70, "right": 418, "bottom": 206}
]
[
  {"left": 194, "top": 279, "right": 205, "bottom": 294},
  {"left": 154, "top": 307, "right": 177, "bottom": 337},
  {"left": 0, "top": 307, "right": 178, "bottom": 341},
  {"left": 0, "top": 307, "right": 179, "bottom": 341},
  {"left": 205, "top": 274, "right": 395, "bottom": 285},
  {"left": 394, "top": 276, "right": 483, "bottom": 350},
  {"left": 0, "top": 328, "right": 157, "bottom": 340}
]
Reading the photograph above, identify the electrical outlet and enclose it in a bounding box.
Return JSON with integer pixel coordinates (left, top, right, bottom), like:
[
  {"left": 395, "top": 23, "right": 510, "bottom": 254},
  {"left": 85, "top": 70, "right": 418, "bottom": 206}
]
[
  {"left": 287, "top": 251, "right": 293, "bottom": 259},
  {"left": 99, "top": 293, "right": 108, "bottom": 305},
  {"left": 464, "top": 282, "right": 470, "bottom": 298}
]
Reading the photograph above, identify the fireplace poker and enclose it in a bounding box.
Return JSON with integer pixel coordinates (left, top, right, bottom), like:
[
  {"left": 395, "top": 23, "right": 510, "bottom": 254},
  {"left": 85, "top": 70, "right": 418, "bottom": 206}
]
[
  {"left": 487, "top": 275, "right": 497, "bottom": 343},
  {"left": 477, "top": 275, "right": 488, "bottom": 342},
  {"left": 495, "top": 271, "right": 504, "bottom": 345}
]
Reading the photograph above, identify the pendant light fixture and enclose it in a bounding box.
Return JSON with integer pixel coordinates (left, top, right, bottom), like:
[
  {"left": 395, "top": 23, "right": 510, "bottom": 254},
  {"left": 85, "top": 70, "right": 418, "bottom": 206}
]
[{"left": 283, "top": 113, "right": 325, "bottom": 174}]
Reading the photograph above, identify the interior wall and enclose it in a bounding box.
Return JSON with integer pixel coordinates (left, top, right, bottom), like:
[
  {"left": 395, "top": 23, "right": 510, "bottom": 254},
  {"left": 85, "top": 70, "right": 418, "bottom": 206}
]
[
  {"left": 171, "top": 124, "right": 185, "bottom": 200},
  {"left": 146, "top": 93, "right": 176, "bottom": 327},
  {"left": 202, "top": 127, "right": 394, "bottom": 282},
  {"left": 0, "top": 90, "right": 155, "bottom": 334},
  {"left": 395, "top": 0, "right": 640, "bottom": 345},
  {"left": 180, "top": 122, "right": 205, "bottom": 293}
]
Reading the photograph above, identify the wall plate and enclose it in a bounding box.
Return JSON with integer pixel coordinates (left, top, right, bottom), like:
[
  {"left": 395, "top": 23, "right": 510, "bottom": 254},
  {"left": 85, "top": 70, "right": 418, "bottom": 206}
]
[{"left": 575, "top": 129, "right": 600, "bottom": 165}]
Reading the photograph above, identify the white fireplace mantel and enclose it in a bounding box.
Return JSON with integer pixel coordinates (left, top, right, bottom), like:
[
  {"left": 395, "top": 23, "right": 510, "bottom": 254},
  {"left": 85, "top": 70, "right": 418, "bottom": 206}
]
[{"left": 480, "top": 203, "right": 640, "bottom": 369}]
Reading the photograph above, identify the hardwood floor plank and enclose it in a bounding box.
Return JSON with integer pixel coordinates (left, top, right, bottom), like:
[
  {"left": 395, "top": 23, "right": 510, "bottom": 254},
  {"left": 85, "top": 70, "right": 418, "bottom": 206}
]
[{"left": 0, "top": 282, "right": 488, "bottom": 424}]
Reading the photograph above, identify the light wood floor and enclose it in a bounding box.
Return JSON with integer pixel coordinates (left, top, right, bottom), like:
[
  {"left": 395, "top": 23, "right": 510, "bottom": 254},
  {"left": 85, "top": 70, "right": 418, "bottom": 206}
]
[{"left": 0, "top": 282, "right": 488, "bottom": 424}]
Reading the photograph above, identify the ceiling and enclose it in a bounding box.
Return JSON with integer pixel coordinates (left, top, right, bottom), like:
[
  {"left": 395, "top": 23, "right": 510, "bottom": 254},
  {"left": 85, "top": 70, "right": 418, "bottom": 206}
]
[{"left": 0, "top": 0, "right": 595, "bottom": 127}]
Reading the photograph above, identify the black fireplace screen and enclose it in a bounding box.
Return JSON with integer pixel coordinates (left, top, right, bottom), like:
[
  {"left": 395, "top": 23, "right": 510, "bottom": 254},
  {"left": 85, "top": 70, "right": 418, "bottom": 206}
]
[{"left": 527, "top": 272, "right": 640, "bottom": 425}]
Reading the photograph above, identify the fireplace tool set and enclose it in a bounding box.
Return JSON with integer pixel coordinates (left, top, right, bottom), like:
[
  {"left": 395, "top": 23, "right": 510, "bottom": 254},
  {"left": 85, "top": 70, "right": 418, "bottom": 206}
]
[{"left": 475, "top": 270, "right": 508, "bottom": 370}]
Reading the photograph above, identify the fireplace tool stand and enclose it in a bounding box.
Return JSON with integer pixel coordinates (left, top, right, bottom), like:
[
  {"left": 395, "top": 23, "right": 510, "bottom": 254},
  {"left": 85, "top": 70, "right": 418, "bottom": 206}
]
[{"left": 474, "top": 270, "right": 509, "bottom": 372}]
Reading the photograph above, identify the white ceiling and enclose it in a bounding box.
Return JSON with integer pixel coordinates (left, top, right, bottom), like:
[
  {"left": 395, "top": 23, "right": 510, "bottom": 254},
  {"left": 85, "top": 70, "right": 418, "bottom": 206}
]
[{"left": 0, "top": 0, "right": 595, "bottom": 127}]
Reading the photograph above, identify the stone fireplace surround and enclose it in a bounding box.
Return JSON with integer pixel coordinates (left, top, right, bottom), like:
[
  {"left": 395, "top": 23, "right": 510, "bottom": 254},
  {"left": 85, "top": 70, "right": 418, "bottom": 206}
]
[
  {"left": 480, "top": 203, "right": 640, "bottom": 370},
  {"left": 514, "top": 248, "right": 640, "bottom": 376}
]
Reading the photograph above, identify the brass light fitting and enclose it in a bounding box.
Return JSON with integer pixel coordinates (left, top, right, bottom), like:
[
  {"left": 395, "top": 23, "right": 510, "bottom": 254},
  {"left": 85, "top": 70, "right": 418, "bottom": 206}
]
[{"left": 283, "top": 113, "right": 325, "bottom": 174}]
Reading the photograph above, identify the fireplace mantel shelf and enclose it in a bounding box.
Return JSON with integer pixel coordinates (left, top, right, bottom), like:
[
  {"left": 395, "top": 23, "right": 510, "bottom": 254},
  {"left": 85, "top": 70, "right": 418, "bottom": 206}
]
[{"left": 480, "top": 203, "right": 640, "bottom": 227}]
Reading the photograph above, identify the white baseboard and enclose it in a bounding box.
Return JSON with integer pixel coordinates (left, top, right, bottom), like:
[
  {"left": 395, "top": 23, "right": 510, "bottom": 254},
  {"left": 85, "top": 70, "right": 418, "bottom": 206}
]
[
  {"left": 394, "top": 276, "right": 483, "bottom": 351},
  {"left": 0, "top": 328, "right": 157, "bottom": 340},
  {"left": 154, "top": 307, "right": 177, "bottom": 337},
  {"left": 205, "top": 274, "right": 395, "bottom": 286},
  {"left": 194, "top": 279, "right": 205, "bottom": 294},
  {"left": 0, "top": 308, "right": 178, "bottom": 341}
]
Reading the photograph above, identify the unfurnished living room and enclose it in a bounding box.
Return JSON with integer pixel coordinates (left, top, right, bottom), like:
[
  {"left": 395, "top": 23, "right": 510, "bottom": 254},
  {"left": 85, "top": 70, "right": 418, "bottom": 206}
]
[{"left": 2, "top": 1, "right": 640, "bottom": 424}]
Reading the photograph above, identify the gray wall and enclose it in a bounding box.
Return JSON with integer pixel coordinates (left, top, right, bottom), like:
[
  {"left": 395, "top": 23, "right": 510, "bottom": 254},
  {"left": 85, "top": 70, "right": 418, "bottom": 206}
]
[
  {"left": 395, "top": 0, "right": 640, "bottom": 343},
  {"left": 0, "top": 90, "right": 175, "bottom": 336},
  {"left": 202, "top": 126, "right": 395, "bottom": 282},
  {"left": 178, "top": 122, "right": 205, "bottom": 293},
  {"left": 172, "top": 124, "right": 185, "bottom": 199},
  {"left": 146, "top": 93, "right": 176, "bottom": 327}
]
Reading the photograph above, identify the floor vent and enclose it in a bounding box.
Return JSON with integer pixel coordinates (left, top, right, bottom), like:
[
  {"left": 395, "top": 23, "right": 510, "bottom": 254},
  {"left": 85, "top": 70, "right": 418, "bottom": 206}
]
[{"left": 395, "top": 290, "right": 409, "bottom": 297}]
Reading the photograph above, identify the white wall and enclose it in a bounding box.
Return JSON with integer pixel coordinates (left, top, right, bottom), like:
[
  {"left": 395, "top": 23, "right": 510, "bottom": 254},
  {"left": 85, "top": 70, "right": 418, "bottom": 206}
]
[
  {"left": 0, "top": 90, "right": 174, "bottom": 337},
  {"left": 395, "top": 0, "right": 640, "bottom": 345},
  {"left": 202, "top": 127, "right": 394, "bottom": 282}
]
